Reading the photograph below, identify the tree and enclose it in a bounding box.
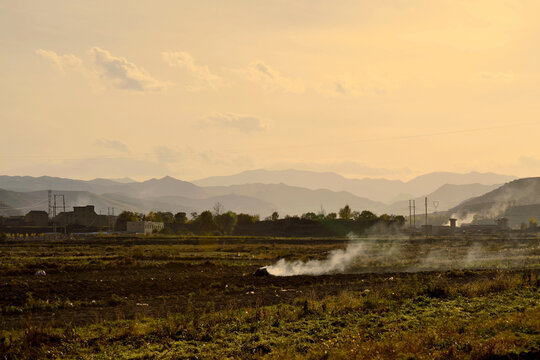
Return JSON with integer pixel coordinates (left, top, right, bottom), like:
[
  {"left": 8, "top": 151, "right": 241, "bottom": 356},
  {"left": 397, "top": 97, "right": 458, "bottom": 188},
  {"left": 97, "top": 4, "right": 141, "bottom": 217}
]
[
  {"left": 159, "top": 212, "right": 174, "bottom": 224},
  {"left": 144, "top": 211, "right": 156, "bottom": 221},
  {"left": 326, "top": 212, "right": 337, "bottom": 220},
  {"left": 237, "top": 213, "right": 259, "bottom": 225},
  {"left": 339, "top": 205, "right": 352, "bottom": 220},
  {"left": 392, "top": 215, "right": 406, "bottom": 227},
  {"left": 190, "top": 212, "right": 198, "bottom": 220},
  {"left": 356, "top": 210, "right": 378, "bottom": 224},
  {"left": 271, "top": 211, "right": 279, "bottom": 221},
  {"left": 144, "top": 211, "right": 173, "bottom": 223},
  {"left": 215, "top": 211, "right": 238, "bottom": 234},
  {"left": 194, "top": 211, "right": 217, "bottom": 233},
  {"left": 174, "top": 212, "right": 188, "bottom": 224},
  {"left": 213, "top": 202, "right": 224, "bottom": 216},
  {"left": 115, "top": 211, "right": 141, "bottom": 231},
  {"left": 302, "top": 212, "right": 318, "bottom": 220},
  {"left": 529, "top": 217, "right": 538, "bottom": 229}
]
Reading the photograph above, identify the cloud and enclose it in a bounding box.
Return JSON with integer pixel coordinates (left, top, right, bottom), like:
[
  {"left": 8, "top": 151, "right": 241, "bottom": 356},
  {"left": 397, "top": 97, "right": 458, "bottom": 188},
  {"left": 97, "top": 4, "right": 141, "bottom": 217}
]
[
  {"left": 315, "top": 76, "right": 390, "bottom": 97},
  {"left": 241, "top": 61, "right": 304, "bottom": 93},
  {"left": 90, "top": 47, "right": 167, "bottom": 92},
  {"left": 201, "top": 112, "right": 269, "bottom": 133},
  {"left": 95, "top": 139, "right": 130, "bottom": 153},
  {"left": 162, "top": 51, "right": 224, "bottom": 91},
  {"left": 36, "top": 49, "right": 83, "bottom": 73}
]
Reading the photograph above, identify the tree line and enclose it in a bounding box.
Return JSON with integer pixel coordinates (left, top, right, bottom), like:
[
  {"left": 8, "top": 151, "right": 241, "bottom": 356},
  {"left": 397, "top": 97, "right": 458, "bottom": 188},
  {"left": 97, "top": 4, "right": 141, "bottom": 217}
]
[{"left": 115, "top": 203, "right": 406, "bottom": 236}]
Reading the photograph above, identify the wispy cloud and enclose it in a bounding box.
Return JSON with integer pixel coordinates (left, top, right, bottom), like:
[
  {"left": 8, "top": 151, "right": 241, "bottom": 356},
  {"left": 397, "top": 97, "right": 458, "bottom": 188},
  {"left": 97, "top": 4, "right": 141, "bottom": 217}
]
[
  {"left": 315, "top": 76, "right": 391, "bottom": 97},
  {"left": 89, "top": 47, "right": 167, "bottom": 92},
  {"left": 162, "top": 51, "right": 224, "bottom": 91},
  {"left": 36, "top": 49, "right": 83, "bottom": 73},
  {"left": 95, "top": 139, "right": 130, "bottom": 153},
  {"left": 240, "top": 61, "right": 304, "bottom": 93},
  {"left": 201, "top": 112, "right": 269, "bottom": 133}
]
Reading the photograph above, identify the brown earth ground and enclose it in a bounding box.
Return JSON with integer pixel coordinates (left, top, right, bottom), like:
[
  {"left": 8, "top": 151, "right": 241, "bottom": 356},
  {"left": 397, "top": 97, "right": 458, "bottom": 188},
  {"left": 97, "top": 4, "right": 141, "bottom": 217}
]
[{"left": 1, "top": 235, "right": 538, "bottom": 331}]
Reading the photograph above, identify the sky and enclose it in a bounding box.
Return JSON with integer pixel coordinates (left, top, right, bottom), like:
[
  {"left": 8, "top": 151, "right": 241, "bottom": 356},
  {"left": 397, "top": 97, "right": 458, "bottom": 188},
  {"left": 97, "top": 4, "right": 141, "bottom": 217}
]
[{"left": 1, "top": 0, "right": 540, "bottom": 181}]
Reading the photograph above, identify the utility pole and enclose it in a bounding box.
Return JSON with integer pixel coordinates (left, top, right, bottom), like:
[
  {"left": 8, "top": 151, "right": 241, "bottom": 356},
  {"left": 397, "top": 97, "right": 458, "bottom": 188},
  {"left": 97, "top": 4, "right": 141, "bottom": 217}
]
[
  {"left": 413, "top": 200, "right": 416, "bottom": 228},
  {"left": 53, "top": 195, "right": 57, "bottom": 234},
  {"left": 409, "top": 200, "right": 412, "bottom": 229},
  {"left": 48, "top": 190, "right": 53, "bottom": 218},
  {"left": 425, "top": 197, "right": 428, "bottom": 226}
]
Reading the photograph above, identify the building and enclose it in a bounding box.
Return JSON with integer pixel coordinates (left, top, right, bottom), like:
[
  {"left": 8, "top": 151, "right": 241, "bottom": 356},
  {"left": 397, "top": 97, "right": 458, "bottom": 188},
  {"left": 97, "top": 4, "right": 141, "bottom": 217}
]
[
  {"left": 127, "top": 221, "right": 164, "bottom": 234},
  {"left": 423, "top": 217, "right": 510, "bottom": 235},
  {"left": 54, "top": 205, "right": 116, "bottom": 228},
  {"left": 24, "top": 210, "right": 49, "bottom": 226}
]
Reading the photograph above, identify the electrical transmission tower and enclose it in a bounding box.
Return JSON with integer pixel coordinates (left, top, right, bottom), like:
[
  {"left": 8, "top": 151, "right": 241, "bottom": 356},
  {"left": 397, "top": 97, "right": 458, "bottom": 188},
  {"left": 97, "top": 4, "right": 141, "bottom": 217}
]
[{"left": 52, "top": 194, "right": 66, "bottom": 234}]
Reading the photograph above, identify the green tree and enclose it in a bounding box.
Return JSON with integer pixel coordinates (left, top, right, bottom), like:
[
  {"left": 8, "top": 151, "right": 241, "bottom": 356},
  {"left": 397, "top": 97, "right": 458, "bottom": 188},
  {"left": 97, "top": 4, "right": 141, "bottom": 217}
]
[
  {"left": 339, "top": 205, "right": 352, "bottom": 220},
  {"left": 148, "top": 211, "right": 174, "bottom": 224},
  {"left": 325, "top": 212, "right": 337, "bottom": 220},
  {"left": 194, "top": 211, "right": 217, "bottom": 233},
  {"left": 215, "top": 211, "right": 238, "bottom": 234},
  {"left": 271, "top": 211, "right": 279, "bottom": 221},
  {"left": 302, "top": 212, "right": 318, "bottom": 220},
  {"left": 174, "top": 212, "right": 188, "bottom": 224},
  {"left": 529, "top": 217, "right": 538, "bottom": 229},
  {"left": 237, "top": 213, "right": 259, "bottom": 225}
]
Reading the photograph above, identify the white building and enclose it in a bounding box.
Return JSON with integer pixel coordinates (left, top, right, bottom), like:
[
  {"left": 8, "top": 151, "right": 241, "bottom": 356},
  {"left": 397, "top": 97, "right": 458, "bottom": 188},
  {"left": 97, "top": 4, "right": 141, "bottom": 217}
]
[{"left": 126, "top": 221, "right": 164, "bottom": 234}]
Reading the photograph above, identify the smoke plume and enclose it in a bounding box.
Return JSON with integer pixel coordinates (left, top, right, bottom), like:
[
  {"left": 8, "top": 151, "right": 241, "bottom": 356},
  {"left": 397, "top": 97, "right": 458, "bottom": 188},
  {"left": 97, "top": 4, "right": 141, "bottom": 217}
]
[
  {"left": 263, "top": 234, "right": 537, "bottom": 276},
  {"left": 265, "top": 241, "right": 364, "bottom": 276}
]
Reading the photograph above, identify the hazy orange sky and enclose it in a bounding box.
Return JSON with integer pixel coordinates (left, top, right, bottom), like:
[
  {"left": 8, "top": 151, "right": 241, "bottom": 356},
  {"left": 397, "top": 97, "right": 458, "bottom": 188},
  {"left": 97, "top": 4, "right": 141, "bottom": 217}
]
[{"left": 1, "top": 0, "right": 539, "bottom": 181}]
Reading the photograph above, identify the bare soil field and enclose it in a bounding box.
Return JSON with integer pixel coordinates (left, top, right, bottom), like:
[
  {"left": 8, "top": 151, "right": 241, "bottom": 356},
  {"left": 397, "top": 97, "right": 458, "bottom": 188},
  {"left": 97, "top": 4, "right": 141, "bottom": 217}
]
[{"left": 0, "top": 235, "right": 539, "bottom": 359}]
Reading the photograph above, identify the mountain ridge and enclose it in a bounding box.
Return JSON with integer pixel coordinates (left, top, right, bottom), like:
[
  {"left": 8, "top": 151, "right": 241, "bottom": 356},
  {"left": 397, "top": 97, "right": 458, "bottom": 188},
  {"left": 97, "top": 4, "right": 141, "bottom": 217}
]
[{"left": 194, "top": 169, "right": 516, "bottom": 203}]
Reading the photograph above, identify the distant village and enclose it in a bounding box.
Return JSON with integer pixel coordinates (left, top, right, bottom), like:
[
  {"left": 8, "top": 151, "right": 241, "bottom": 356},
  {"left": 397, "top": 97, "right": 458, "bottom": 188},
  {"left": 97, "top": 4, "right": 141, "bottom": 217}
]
[{"left": 0, "top": 205, "right": 162, "bottom": 236}]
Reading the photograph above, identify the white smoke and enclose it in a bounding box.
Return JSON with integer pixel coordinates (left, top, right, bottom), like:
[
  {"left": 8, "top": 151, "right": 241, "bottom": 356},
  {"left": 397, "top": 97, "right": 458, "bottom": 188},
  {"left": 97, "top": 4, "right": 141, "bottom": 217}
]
[
  {"left": 265, "top": 235, "right": 365, "bottom": 276},
  {"left": 445, "top": 212, "right": 476, "bottom": 226},
  {"left": 263, "top": 233, "right": 535, "bottom": 276}
]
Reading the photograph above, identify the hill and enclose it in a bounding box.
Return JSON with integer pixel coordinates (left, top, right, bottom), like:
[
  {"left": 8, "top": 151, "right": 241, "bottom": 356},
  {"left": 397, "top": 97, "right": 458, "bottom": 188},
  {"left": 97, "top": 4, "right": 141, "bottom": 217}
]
[
  {"left": 449, "top": 177, "right": 540, "bottom": 226},
  {"left": 385, "top": 183, "right": 502, "bottom": 215}
]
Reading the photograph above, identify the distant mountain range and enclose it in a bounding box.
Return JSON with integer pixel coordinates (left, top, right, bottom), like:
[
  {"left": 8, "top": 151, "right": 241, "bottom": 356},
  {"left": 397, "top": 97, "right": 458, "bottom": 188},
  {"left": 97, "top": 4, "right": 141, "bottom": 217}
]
[
  {"left": 204, "top": 183, "right": 386, "bottom": 216},
  {"left": 0, "top": 170, "right": 520, "bottom": 219},
  {"left": 194, "top": 169, "right": 516, "bottom": 203}
]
